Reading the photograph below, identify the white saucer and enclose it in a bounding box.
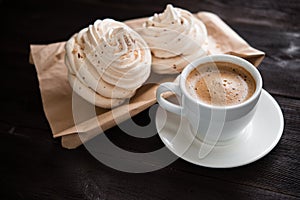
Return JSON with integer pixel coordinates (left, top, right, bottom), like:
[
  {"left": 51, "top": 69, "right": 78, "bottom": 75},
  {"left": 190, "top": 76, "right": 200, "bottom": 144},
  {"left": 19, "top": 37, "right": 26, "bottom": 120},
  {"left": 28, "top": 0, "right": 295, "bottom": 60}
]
[{"left": 155, "top": 89, "right": 284, "bottom": 168}]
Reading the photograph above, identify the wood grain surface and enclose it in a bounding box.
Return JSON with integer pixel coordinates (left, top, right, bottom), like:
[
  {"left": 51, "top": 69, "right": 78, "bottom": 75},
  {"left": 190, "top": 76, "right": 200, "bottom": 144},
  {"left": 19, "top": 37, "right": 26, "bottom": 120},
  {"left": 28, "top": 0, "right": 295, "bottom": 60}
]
[{"left": 0, "top": 0, "right": 299, "bottom": 199}]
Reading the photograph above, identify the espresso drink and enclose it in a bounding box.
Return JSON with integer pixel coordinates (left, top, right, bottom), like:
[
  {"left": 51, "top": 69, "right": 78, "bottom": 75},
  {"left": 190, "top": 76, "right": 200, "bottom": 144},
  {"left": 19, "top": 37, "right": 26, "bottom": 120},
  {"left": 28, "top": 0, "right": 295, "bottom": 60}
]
[{"left": 186, "top": 62, "right": 256, "bottom": 106}]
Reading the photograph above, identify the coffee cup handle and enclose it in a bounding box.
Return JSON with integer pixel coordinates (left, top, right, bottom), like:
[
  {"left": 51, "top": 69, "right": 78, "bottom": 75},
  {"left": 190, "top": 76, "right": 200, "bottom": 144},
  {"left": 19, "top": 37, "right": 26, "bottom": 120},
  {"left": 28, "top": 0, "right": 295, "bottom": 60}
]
[{"left": 156, "top": 82, "right": 183, "bottom": 116}]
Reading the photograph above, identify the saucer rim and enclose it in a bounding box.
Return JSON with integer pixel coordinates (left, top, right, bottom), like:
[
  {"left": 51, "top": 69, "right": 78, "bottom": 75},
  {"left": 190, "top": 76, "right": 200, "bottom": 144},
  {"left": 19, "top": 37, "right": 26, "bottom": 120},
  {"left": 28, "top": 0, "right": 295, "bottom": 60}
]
[{"left": 156, "top": 89, "right": 284, "bottom": 168}]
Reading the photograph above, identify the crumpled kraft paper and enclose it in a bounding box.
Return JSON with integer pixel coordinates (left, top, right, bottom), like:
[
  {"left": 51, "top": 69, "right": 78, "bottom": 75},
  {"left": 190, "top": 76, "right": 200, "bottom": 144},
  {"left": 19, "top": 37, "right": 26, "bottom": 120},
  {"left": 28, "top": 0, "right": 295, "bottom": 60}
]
[{"left": 30, "top": 12, "right": 265, "bottom": 149}]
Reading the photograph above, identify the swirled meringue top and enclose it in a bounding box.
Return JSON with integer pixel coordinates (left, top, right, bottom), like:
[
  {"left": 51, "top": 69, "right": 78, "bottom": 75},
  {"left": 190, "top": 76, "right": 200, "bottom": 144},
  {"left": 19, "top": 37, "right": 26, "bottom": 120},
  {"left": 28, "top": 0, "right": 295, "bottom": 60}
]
[
  {"left": 139, "top": 4, "right": 207, "bottom": 59},
  {"left": 65, "top": 19, "right": 151, "bottom": 100}
]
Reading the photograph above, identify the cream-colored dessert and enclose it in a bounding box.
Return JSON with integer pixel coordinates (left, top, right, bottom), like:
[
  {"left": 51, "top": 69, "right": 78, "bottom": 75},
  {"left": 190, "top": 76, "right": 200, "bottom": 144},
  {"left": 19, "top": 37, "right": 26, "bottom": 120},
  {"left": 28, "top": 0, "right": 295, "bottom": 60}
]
[
  {"left": 65, "top": 19, "right": 151, "bottom": 108},
  {"left": 138, "top": 4, "right": 208, "bottom": 74}
]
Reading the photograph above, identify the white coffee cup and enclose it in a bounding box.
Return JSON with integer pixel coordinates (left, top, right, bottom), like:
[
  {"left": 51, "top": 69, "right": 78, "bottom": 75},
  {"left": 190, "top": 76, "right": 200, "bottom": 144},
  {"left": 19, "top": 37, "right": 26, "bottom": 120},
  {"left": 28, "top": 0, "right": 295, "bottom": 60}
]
[{"left": 156, "top": 54, "right": 263, "bottom": 145}]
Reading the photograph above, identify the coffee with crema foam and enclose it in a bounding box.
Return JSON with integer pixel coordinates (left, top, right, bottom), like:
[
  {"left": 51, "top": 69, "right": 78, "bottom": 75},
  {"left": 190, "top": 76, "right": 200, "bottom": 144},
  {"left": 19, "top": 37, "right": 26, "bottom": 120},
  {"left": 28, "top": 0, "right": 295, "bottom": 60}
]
[{"left": 186, "top": 62, "right": 256, "bottom": 106}]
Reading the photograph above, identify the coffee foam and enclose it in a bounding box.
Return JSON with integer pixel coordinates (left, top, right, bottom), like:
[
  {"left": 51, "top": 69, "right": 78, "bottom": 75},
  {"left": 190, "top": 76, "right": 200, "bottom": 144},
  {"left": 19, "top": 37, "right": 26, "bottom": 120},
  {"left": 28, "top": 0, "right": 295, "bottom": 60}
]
[{"left": 186, "top": 62, "right": 256, "bottom": 106}]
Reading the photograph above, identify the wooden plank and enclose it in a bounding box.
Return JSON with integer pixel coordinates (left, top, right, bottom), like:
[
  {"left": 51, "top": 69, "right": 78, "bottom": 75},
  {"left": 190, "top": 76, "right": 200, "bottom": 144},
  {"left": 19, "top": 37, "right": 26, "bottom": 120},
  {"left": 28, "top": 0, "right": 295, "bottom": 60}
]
[{"left": 0, "top": 132, "right": 299, "bottom": 200}]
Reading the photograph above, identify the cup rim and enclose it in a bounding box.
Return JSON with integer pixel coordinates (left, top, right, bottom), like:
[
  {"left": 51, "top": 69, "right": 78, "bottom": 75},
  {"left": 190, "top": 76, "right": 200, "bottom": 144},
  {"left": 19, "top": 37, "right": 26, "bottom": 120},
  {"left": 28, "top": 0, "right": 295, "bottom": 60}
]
[{"left": 180, "top": 54, "right": 263, "bottom": 110}]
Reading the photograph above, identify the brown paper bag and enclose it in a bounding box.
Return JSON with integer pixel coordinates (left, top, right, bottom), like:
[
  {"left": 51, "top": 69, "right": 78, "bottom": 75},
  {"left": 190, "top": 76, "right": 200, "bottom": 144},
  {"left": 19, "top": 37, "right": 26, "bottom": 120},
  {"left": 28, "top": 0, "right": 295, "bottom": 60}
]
[{"left": 30, "top": 12, "right": 265, "bottom": 149}]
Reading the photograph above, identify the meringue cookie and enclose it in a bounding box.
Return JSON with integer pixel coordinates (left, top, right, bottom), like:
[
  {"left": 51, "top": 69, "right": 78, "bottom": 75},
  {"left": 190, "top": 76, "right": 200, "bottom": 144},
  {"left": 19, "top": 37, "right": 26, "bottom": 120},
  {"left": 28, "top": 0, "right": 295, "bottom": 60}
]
[
  {"left": 138, "top": 4, "right": 208, "bottom": 74},
  {"left": 65, "top": 19, "right": 151, "bottom": 108}
]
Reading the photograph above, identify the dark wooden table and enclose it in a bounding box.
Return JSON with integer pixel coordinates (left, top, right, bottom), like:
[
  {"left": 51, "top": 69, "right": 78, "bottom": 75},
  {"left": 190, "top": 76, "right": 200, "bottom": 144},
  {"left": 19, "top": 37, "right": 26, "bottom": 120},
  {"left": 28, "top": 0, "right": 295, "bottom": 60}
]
[{"left": 1, "top": 0, "right": 299, "bottom": 199}]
